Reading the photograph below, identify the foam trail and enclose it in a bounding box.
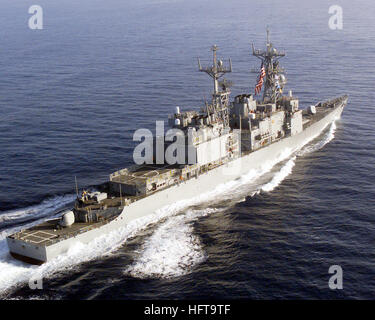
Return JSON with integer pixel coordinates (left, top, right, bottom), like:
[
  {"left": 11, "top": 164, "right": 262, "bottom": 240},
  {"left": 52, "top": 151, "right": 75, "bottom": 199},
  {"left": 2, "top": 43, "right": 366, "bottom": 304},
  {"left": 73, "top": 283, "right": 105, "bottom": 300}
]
[
  {"left": 261, "top": 156, "right": 296, "bottom": 192},
  {"left": 0, "top": 195, "right": 76, "bottom": 227},
  {"left": 255, "top": 120, "right": 338, "bottom": 194},
  {"left": 298, "top": 121, "right": 337, "bottom": 156},
  {"left": 125, "top": 209, "right": 216, "bottom": 279}
]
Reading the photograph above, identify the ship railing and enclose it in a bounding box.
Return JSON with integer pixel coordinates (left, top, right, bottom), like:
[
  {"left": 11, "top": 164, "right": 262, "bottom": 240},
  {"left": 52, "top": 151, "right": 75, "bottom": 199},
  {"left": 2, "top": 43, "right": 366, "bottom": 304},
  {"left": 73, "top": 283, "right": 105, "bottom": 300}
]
[{"left": 316, "top": 95, "right": 348, "bottom": 109}]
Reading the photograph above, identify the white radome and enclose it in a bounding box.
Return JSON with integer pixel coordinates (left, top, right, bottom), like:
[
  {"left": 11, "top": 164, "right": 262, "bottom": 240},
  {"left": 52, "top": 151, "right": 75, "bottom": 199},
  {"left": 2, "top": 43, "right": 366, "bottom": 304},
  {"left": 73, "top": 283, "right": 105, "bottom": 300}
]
[{"left": 60, "top": 210, "right": 75, "bottom": 227}]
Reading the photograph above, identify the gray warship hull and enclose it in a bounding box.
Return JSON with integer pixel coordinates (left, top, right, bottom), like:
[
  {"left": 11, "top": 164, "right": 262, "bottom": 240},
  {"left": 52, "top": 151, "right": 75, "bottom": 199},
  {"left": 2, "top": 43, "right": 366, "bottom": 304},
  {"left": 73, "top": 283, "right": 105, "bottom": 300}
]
[{"left": 7, "top": 100, "right": 346, "bottom": 264}]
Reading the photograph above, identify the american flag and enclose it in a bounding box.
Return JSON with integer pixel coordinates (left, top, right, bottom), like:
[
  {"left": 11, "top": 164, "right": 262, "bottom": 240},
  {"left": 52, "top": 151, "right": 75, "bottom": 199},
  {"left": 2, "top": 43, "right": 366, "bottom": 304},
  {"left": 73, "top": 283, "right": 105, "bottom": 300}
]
[{"left": 254, "top": 63, "right": 266, "bottom": 95}]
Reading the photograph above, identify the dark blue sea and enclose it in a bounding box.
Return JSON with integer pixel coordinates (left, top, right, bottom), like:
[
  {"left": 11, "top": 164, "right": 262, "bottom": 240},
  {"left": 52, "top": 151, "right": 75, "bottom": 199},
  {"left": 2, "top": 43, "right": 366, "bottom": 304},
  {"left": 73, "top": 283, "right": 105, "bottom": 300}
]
[{"left": 0, "top": 0, "right": 374, "bottom": 299}]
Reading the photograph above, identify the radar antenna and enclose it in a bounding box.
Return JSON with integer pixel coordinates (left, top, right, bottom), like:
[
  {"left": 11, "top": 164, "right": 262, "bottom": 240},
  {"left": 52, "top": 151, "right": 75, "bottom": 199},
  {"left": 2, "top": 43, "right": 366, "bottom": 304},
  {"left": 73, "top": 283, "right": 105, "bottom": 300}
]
[
  {"left": 252, "top": 28, "right": 286, "bottom": 103},
  {"left": 198, "top": 45, "right": 232, "bottom": 127}
]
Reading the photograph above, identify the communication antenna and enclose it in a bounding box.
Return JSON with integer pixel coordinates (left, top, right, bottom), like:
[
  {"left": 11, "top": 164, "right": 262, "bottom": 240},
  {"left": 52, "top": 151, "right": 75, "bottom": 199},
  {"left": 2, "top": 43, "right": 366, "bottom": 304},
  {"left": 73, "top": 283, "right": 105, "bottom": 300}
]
[
  {"left": 197, "top": 45, "right": 232, "bottom": 127},
  {"left": 74, "top": 176, "right": 79, "bottom": 198},
  {"left": 252, "top": 28, "right": 286, "bottom": 103},
  {"left": 198, "top": 45, "right": 232, "bottom": 95}
]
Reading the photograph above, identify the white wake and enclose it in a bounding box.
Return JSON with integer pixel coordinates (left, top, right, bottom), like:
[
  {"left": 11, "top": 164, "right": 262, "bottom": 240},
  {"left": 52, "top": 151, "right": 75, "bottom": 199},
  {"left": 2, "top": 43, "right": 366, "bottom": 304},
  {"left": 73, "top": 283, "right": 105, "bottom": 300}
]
[
  {"left": 124, "top": 209, "right": 215, "bottom": 279},
  {"left": 0, "top": 195, "right": 75, "bottom": 224}
]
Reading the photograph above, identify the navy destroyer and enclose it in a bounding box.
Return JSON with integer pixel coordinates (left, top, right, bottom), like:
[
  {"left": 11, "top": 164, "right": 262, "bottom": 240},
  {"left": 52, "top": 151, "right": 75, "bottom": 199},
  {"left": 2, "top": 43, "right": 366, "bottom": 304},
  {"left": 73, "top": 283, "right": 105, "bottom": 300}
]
[{"left": 7, "top": 31, "right": 348, "bottom": 264}]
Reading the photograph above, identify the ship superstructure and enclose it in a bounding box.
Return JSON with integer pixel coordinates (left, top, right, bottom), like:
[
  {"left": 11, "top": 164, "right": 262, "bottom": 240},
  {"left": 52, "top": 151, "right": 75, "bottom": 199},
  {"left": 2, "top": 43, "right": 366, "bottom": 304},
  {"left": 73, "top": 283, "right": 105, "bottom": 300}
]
[
  {"left": 7, "top": 32, "right": 348, "bottom": 264},
  {"left": 109, "top": 44, "right": 240, "bottom": 198}
]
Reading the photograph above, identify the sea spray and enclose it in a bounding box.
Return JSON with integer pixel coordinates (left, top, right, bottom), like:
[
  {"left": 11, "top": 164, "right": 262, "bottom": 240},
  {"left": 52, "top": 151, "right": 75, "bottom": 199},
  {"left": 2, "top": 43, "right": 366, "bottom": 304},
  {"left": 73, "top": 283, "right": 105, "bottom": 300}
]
[{"left": 124, "top": 209, "right": 217, "bottom": 279}]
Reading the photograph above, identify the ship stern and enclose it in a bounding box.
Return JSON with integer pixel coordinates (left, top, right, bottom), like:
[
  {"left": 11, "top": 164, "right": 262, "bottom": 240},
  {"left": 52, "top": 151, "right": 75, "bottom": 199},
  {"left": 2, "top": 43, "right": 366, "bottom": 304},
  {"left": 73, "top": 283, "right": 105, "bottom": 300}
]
[{"left": 6, "top": 237, "right": 47, "bottom": 265}]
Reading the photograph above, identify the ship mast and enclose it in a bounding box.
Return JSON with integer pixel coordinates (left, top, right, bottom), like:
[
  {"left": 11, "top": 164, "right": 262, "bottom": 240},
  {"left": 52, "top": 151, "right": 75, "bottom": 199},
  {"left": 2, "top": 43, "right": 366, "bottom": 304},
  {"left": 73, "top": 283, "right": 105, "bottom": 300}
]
[
  {"left": 198, "top": 45, "right": 232, "bottom": 127},
  {"left": 252, "top": 28, "right": 286, "bottom": 103}
]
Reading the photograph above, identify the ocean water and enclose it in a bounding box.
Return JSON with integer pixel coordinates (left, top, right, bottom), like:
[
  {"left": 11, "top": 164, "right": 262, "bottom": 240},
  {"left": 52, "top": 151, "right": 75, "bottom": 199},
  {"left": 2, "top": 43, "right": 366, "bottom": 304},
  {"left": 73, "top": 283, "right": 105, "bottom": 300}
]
[{"left": 0, "top": 0, "right": 374, "bottom": 299}]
